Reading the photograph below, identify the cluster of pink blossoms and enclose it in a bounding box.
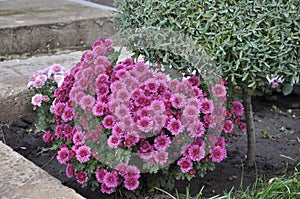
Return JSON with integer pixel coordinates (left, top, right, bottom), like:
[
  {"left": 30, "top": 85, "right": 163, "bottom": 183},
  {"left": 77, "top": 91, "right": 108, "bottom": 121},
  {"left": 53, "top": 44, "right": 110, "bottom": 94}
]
[
  {"left": 28, "top": 64, "right": 67, "bottom": 107},
  {"left": 43, "top": 38, "right": 246, "bottom": 194}
]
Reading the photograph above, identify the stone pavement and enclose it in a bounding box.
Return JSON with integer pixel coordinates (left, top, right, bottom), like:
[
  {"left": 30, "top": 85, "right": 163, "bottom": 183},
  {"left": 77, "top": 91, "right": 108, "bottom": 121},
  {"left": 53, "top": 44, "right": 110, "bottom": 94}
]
[{"left": 0, "top": 0, "right": 119, "bottom": 198}]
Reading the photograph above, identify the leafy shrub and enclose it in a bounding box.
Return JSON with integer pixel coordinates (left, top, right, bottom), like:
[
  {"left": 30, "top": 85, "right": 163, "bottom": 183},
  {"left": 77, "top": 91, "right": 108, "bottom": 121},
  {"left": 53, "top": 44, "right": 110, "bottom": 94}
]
[{"left": 115, "top": 0, "right": 300, "bottom": 95}]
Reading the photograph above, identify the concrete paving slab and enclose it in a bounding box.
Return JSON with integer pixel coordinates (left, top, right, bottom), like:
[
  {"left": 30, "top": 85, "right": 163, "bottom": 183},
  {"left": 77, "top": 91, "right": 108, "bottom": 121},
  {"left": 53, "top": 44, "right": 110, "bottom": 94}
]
[
  {"left": 0, "top": 0, "right": 117, "bottom": 58},
  {"left": 0, "top": 141, "right": 85, "bottom": 199}
]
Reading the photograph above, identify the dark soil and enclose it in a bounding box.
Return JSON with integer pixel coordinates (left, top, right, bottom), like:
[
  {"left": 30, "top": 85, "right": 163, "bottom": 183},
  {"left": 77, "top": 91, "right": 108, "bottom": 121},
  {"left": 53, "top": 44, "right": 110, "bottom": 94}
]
[{"left": 0, "top": 92, "right": 299, "bottom": 198}]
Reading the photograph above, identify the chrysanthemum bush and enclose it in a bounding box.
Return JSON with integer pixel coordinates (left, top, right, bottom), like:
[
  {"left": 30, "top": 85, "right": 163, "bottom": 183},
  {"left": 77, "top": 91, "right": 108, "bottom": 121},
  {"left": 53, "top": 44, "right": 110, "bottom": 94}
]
[
  {"left": 29, "top": 38, "right": 245, "bottom": 197},
  {"left": 27, "top": 64, "right": 68, "bottom": 134}
]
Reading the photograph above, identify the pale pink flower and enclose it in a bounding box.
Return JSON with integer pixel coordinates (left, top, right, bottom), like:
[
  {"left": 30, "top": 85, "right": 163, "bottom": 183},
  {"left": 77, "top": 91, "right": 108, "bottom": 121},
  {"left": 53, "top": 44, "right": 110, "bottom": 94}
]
[
  {"left": 137, "top": 116, "right": 153, "bottom": 132},
  {"left": 103, "top": 115, "right": 115, "bottom": 129},
  {"left": 177, "top": 157, "right": 193, "bottom": 173},
  {"left": 167, "top": 118, "right": 183, "bottom": 135},
  {"left": 210, "top": 146, "right": 227, "bottom": 163},
  {"left": 223, "top": 120, "right": 234, "bottom": 133},
  {"left": 94, "top": 56, "right": 111, "bottom": 68},
  {"left": 188, "top": 122, "right": 205, "bottom": 138},
  {"left": 115, "top": 163, "right": 128, "bottom": 176},
  {"left": 154, "top": 134, "right": 171, "bottom": 150},
  {"left": 177, "top": 81, "right": 190, "bottom": 94},
  {"left": 212, "top": 84, "right": 227, "bottom": 97},
  {"left": 186, "top": 97, "right": 201, "bottom": 109},
  {"left": 31, "top": 94, "right": 43, "bottom": 106},
  {"left": 116, "top": 89, "right": 130, "bottom": 102},
  {"left": 124, "top": 177, "right": 139, "bottom": 191},
  {"left": 54, "top": 75, "right": 65, "bottom": 87},
  {"left": 170, "top": 93, "right": 186, "bottom": 109},
  {"left": 168, "top": 79, "right": 179, "bottom": 91},
  {"left": 33, "top": 78, "right": 45, "bottom": 88},
  {"left": 75, "top": 171, "right": 88, "bottom": 184},
  {"left": 57, "top": 147, "right": 70, "bottom": 164},
  {"left": 75, "top": 145, "right": 91, "bottom": 163},
  {"left": 110, "top": 80, "right": 125, "bottom": 91},
  {"left": 36, "top": 74, "right": 47, "bottom": 82},
  {"left": 153, "top": 150, "right": 168, "bottom": 165},
  {"left": 150, "top": 100, "right": 166, "bottom": 113},
  {"left": 43, "top": 95, "right": 50, "bottom": 102},
  {"left": 66, "top": 164, "right": 74, "bottom": 178},
  {"left": 103, "top": 172, "right": 119, "bottom": 188},
  {"left": 201, "top": 99, "right": 214, "bottom": 114},
  {"left": 48, "top": 64, "right": 65, "bottom": 77},
  {"left": 183, "top": 105, "right": 200, "bottom": 118},
  {"left": 80, "top": 95, "right": 95, "bottom": 111},
  {"left": 125, "top": 165, "right": 140, "bottom": 178}
]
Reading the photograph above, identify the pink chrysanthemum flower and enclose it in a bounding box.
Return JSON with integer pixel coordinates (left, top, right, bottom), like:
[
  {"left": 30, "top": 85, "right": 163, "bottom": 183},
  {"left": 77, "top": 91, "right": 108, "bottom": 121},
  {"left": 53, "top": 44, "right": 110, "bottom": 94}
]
[
  {"left": 103, "top": 115, "right": 115, "bottom": 129},
  {"left": 92, "top": 101, "right": 105, "bottom": 117},
  {"left": 96, "top": 83, "right": 109, "bottom": 96},
  {"left": 167, "top": 118, "right": 183, "bottom": 135},
  {"left": 75, "top": 171, "right": 88, "bottom": 184},
  {"left": 139, "top": 140, "right": 152, "bottom": 152},
  {"left": 107, "top": 134, "right": 121, "bottom": 148},
  {"left": 125, "top": 165, "right": 140, "bottom": 178},
  {"left": 80, "top": 94, "right": 95, "bottom": 111},
  {"left": 62, "top": 107, "right": 73, "bottom": 122},
  {"left": 170, "top": 93, "right": 186, "bottom": 109},
  {"left": 112, "top": 125, "right": 123, "bottom": 136},
  {"left": 210, "top": 146, "right": 227, "bottom": 163},
  {"left": 75, "top": 145, "right": 91, "bottom": 163},
  {"left": 154, "top": 134, "right": 171, "bottom": 150},
  {"left": 168, "top": 79, "right": 179, "bottom": 91},
  {"left": 116, "top": 89, "right": 130, "bottom": 102},
  {"left": 66, "top": 164, "right": 74, "bottom": 178},
  {"left": 137, "top": 116, "right": 153, "bottom": 132},
  {"left": 231, "top": 101, "right": 244, "bottom": 116},
  {"left": 188, "top": 76, "right": 200, "bottom": 87},
  {"left": 212, "top": 84, "right": 227, "bottom": 98},
  {"left": 48, "top": 64, "right": 65, "bottom": 77},
  {"left": 53, "top": 102, "right": 65, "bottom": 115},
  {"left": 42, "top": 130, "right": 53, "bottom": 143},
  {"left": 145, "top": 79, "right": 158, "bottom": 92},
  {"left": 54, "top": 75, "right": 65, "bottom": 87},
  {"left": 124, "top": 131, "right": 140, "bottom": 148},
  {"left": 101, "top": 183, "right": 115, "bottom": 194},
  {"left": 57, "top": 147, "right": 70, "bottom": 164},
  {"left": 191, "top": 87, "right": 203, "bottom": 98},
  {"left": 177, "top": 81, "right": 190, "bottom": 94},
  {"left": 212, "top": 106, "right": 226, "bottom": 120},
  {"left": 215, "top": 137, "right": 226, "bottom": 149},
  {"left": 188, "top": 122, "right": 205, "bottom": 138},
  {"left": 153, "top": 150, "right": 168, "bottom": 165},
  {"left": 177, "top": 157, "right": 193, "bottom": 173},
  {"left": 183, "top": 105, "right": 200, "bottom": 118},
  {"left": 94, "top": 56, "right": 111, "bottom": 68},
  {"left": 96, "top": 168, "right": 107, "bottom": 183},
  {"left": 186, "top": 97, "right": 201, "bottom": 109},
  {"left": 103, "top": 172, "right": 119, "bottom": 188},
  {"left": 201, "top": 99, "right": 214, "bottom": 114},
  {"left": 110, "top": 80, "right": 125, "bottom": 91},
  {"left": 150, "top": 100, "right": 166, "bottom": 113},
  {"left": 124, "top": 177, "right": 140, "bottom": 191},
  {"left": 223, "top": 120, "right": 234, "bottom": 133},
  {"left": 72, "top": 130, "right": 85, "bottom": 145},
  {"left": 187, "top": 144, "right": 205, "bottom": 162},
  {"left": 115, "top": 163, "right": 128, "bottom": 176},
  {"left": 31, "top": 94, "right": 44, "bottom": 106}
]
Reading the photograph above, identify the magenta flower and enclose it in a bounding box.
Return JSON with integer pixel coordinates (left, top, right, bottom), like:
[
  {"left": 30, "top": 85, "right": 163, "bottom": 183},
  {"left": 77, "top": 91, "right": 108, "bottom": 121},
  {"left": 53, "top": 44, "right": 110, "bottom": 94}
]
[
  {"left": 66, "top": 164, "right": 74, "bottom": 178},
  {"left": 125, "top": 165, "right": 140, "bottom": 178},
  {"left": 154, "top": 134, "right": 171, "bottom": 150},
  {"left": 201, "top": 99, "right": 214, "bottom": 114},
  {"left": 167, "top": 118, "right": 183, "bottom": 135},
  {"left": 53, "top": 102, "right": 65, "bottom": 115},
  {"left": 124, "top": 177, "right": 140, "bottom": 191},
  {"left": 42, "top": 130, "right": 53, "bottom": 143},
  {"left": 107, "top": 134, "right": 121, "bottom": 148},
  {"left": 72, "top": 130, "right": 85, "bottom": 145},
  {"left": 103, "top": 172, "right": 119, "bottom": 188},
  {"left": 62, "top": 107, "right": 73, "bottom": 122},
  {"left": 75, "top": 171, "right": 88, "bottom": 184},
  {"left": 215, "top": 137, "right": 226, "bottom": 149},
  {"left": 212, "top": 84, "right": 227, "bottom": 98},
  {"left": 139, "top": 140, "right": 152, "bottom": 152},
  {"left": 177, "top": 157, "right": 193, "bottom": 173},
  {"left": 187, "top": 144, "right": 205, "bottom": 162},
  {"left": 75, "top": 145, "right": 91, "bottom": 163},
  {"left": 96, "top": 168, "right": 107, "bottom": 183},
  {"left": 124, "top": 131, "right": 140, "bottom": 148},
  {"left": 96, "top": 84, "right": 109, "bottom": 96},
  {"left": 231, "top": 101, "right": 244, "bottom": 116},
  {"left": 223, "top": 120, "right": 234, "bottom": 133},
  {"left": 210, "top": 146, "right": 227, "bottom": 163},
  {"left": 57, "top": 147, "right": 70, "bottom": 164},
  {"left": 101, "top": 183, "right": 115, "bottom": 194},
  {"left": 188, "top": 76, "right": 200, "bottom": 87},
  {"left": 92, "top": 101, "right": 105, "bottom": 117},
  {"left": 103, "top": 115, "right": 115, "bottom": 129},
  {"left": 31, "top": 94, "right": 44, "bottom": 106}
]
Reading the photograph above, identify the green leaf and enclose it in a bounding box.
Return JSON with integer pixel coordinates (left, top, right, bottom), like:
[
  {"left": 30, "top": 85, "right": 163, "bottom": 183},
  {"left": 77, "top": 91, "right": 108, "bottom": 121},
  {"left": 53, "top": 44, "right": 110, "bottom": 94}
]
[{"left": 282, "top": 83, "right": 293, "bottom": 96}]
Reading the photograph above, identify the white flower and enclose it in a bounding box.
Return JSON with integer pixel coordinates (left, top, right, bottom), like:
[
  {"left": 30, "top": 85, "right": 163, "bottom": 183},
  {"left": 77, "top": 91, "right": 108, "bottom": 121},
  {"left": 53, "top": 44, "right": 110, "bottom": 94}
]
[{"left": 266, "top": 75, "right": 285, "bottom": 88}]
